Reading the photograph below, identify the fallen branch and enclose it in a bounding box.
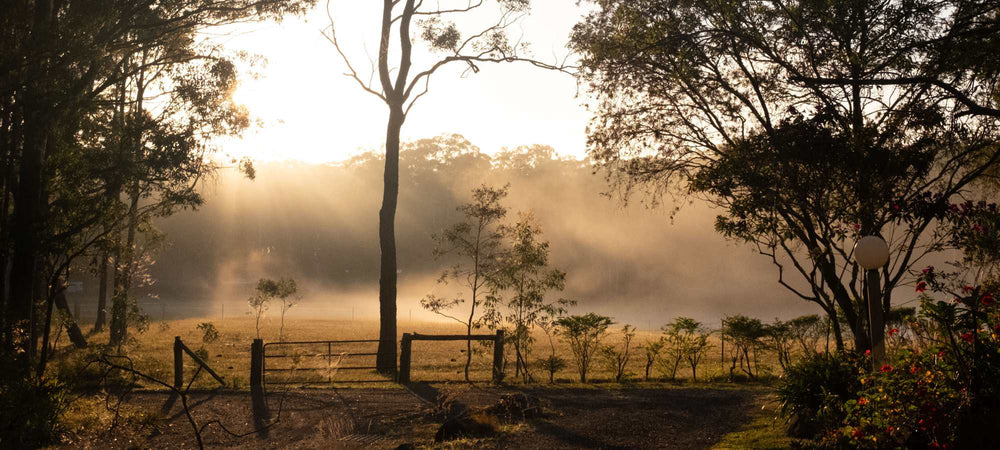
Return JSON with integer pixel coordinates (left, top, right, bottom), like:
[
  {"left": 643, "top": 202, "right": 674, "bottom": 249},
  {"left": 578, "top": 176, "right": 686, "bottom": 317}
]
[{"left": 92, "top": 354, "right": 292, "bottom": 448}]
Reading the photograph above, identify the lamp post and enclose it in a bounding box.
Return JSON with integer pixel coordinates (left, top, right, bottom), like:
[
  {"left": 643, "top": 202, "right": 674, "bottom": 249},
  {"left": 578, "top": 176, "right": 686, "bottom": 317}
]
[{"left": 854, "top": 236, "right": 889, "bottom": 368}]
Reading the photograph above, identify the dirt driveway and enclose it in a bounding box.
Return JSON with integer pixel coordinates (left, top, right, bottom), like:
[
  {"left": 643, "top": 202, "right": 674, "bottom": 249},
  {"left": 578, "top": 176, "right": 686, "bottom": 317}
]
[{"left": 63, "top": 383, "right": 765, "bottom": 449}]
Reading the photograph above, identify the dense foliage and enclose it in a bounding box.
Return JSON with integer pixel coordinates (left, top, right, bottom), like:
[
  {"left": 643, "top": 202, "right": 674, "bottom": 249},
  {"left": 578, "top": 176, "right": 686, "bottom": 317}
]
[
  {"left": 1, "top": 0, "right": 313, "bottom": 377},
  {"left": 779, "top": 198, "right": 1000, "bottom": 447},
  {"left": 572, "top": 0, "right": 1000, "bottom": 354}
]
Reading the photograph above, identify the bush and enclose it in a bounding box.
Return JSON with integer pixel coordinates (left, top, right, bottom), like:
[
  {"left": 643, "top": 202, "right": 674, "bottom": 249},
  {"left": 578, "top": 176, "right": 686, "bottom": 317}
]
[
  {"left": 197, "top": 322, "right": 220, "bottom": 344},
  {"left": 600, "top": 324, "right": 635, "bottom": 382},
  {"left": 0, "top": 353, "right": 69, "bottom": 448},
  {"left": 536, "top": 355, "right": 567, "bottom": 383},
  {"left": 832, "top": 348, "right": 967, "bottom": 448},
  {"left": 777, "top": 352, "right": 862, "bottom": 439},
  {"left": 832, "top": 291, "right": 1000, "bottom": 448}
]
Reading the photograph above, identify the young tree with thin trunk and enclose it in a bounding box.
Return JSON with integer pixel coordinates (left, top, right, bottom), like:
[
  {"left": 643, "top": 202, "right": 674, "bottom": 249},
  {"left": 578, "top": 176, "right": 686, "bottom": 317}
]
[
  {"left": 277, "top": 278, "right": 299, "bottom": 342},
  {"left": 537, "top": 307, "right": 568, "bottom": 383},
  {"left": 557, "top": 313, "right": 613, "bottom": 383},
  {"left": 486, "top": 212, "right": 572, "bottom": 383},
  {"left": 421, "top": 184, "right": 508, "bottom": 381},
  {"left": 601, "top": 324, "right": 635, "bottom": 382},
  {"left": 641, "top": 337, "right": 665, "bottom": 381},
  {"left": 325, "top": 0, "right": 571, "bottom": 375},
  {"left": 660, "top": 317, "right": 708, "bottom": 381}
]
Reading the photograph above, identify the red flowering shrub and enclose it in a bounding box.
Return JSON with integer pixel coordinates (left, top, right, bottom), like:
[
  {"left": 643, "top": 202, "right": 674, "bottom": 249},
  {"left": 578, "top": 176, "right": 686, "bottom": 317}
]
[
  {"left": 833, "top": 348, "right": 965, "bottom": 448},
  {"left": 781, "top": 199, "right": 1000, "bottom": 447},
  {"left": 832, "top": 276, "right": 1000, "bottom": 448}
]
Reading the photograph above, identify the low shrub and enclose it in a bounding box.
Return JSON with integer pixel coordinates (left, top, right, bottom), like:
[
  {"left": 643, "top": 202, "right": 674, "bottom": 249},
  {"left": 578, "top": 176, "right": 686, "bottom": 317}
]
[
  {"left": 777, "top": 352, "right": 862, "bottom": 439},
  {"left": 536, "top": 355, "right": 567, "bottom": 383},
  {"left": 0, "top": 352, "right": 70, "bottom": 448},
  {"left": 831, "top": 288, "right": 1000, "bottom": 448}
]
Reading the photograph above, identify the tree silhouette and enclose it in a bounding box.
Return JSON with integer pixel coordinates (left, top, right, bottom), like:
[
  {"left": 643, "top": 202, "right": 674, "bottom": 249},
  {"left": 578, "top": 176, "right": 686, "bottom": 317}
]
[
  {"left": 324, "top": 0, "right": 571, "bottom": 375},
  {"left": 0, "top": 0, "right": 313, "bottom": 376},
  {"left": 572, "top": 0, "right": 1000, "bottom": 352}
]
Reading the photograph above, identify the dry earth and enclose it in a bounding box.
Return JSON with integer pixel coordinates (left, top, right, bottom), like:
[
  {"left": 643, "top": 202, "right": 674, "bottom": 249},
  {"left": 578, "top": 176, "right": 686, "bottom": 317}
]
[{"left": 60, "top": 384, "right": 765, "bottom": 449}]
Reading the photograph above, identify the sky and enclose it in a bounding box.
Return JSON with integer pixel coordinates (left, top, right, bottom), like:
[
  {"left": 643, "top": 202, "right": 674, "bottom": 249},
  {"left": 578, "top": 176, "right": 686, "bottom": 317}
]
[{"left": 212, "top": 1, "right": 591, "bottom": 164}]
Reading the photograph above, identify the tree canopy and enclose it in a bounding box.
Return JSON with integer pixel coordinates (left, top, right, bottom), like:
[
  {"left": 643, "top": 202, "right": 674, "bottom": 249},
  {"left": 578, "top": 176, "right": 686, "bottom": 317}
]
[
  {"left": 1, "top": 0, "right": 313, "bottom": 375},
  {"left": 572, "top": 0, "right": 1000, "bottom": 351}
]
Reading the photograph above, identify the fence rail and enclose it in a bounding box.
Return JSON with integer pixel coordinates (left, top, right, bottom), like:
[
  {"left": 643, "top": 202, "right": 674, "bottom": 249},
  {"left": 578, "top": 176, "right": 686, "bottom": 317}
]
[
  {"left": 173, "top": 336, "right": 226, "bottom": 390},
  {"left": 398, "top": 330, "right": 505, "bottom": 384},
  {"left": 259, "top": 339, "right": 392, "bottom": 387}
]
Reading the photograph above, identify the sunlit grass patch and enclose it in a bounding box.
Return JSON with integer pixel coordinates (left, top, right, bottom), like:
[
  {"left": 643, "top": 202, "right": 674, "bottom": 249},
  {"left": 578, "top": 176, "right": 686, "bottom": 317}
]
[{"left": 712, "top": 394, "right": 793, "bottom": 450}]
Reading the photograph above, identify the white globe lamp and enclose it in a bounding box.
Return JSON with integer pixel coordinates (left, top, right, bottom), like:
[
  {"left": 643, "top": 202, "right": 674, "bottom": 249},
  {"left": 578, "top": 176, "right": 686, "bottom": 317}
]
[{"left": 854, "top": 236, "right": 889, "bottom": 269}]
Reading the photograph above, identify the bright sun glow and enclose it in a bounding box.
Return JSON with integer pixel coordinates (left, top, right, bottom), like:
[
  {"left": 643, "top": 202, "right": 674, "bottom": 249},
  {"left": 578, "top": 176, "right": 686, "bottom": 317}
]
[{"left": 211, "top": 1, "right": 591, "bottom": 164}]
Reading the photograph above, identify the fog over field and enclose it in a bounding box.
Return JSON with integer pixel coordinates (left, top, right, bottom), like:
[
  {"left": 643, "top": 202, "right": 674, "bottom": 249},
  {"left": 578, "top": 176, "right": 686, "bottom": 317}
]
[{"left": 106, "top": 135, "right": 821, "bottom": 328}]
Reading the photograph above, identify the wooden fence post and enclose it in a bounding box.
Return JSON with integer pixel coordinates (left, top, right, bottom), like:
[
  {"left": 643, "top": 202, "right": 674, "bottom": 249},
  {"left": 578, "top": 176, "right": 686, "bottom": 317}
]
[
  {"left": 174, "top": 336, "right": 183, "bottom": 390},
  {"left": 249, "top": 338, "right": 270, "bottom": 434},
  {"left": 251, "top": 339, "right": 264, "bottom": 394},
  {"left": 493, "top": 330, "right": 505, "bottom": 384},
  {"left": 399, "top": 333, "right": 412, "bottom": 383}
]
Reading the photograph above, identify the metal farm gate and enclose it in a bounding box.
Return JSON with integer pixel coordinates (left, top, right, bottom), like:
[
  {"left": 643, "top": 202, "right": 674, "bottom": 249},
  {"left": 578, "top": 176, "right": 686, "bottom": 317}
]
[{"left": 261, "top": 339, "right": 393, "bottom": 388}]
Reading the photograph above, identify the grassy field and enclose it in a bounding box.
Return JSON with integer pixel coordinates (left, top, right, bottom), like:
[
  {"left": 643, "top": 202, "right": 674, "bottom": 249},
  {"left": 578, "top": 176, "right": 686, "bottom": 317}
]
[
  {"left": 48, "top": 317, "right": 792, "bottom": 448},
  {"left": 50, "top": 316, "right": 784, "bottom": 391}
]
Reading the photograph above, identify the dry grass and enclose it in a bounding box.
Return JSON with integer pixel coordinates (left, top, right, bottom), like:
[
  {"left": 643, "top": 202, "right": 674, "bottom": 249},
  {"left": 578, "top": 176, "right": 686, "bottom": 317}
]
[{"left": 51, "top": 317, "right": 785, "bottom": 390}]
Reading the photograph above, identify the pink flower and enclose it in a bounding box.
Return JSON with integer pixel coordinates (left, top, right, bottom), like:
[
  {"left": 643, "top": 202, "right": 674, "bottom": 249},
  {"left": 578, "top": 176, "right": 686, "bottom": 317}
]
[
  {"left": 888, "top": 328, "right": 899, "bottom": 336},
  {"left": 865, "top": 349, "right": 871, "bottom": 356},
  {"left": 916, "top": 281, "right": 927, "bottom": 293},
  {"left": 922, "top": 266, "right": 934, "bottom": 274},
  {"left": 881, "top": 364, "right": 893, "bottom": 373}
]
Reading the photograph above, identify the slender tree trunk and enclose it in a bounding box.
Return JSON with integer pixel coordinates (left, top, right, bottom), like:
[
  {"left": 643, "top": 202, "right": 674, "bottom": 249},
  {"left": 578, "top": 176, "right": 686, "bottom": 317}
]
[
  {"left": 464, "top": 283, "right": 476, "bottom": 381},
  {"left": 375, "top": 106, "right": 402, "bottom": 376},
  {"left": 37, "top": 279, "right": 55, "bottom": 376},
  {"left": 109, "top": 188, "right": 139, "bottom": 347},
  {"left": 93, "top": 248, "right": 109, "bottom": 332},
  {"left": 0, "top": 93, "right": 16, "bottom": 341},
  {"left": 5, "top": 0, "right": 52, "bottom": 373},
  {"left": 8, "top": 97, "right": 46, "bottom": 372}
]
